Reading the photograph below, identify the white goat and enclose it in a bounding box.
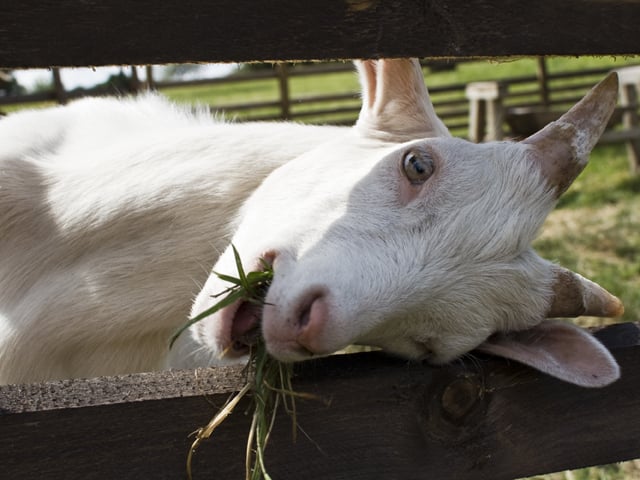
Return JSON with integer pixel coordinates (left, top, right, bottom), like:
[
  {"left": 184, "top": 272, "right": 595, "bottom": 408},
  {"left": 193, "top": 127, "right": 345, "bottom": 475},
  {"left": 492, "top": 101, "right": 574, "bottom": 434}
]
[{"left": 0, "top": 59, "right": 623, "bottom": 387}]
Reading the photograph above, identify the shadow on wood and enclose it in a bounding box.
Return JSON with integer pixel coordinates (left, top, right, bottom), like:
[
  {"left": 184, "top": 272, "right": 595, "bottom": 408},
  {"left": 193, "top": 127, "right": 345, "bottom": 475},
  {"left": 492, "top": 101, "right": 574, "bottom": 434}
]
[{"left": 1, "top": 322, "right": 639, "bottom": 480}]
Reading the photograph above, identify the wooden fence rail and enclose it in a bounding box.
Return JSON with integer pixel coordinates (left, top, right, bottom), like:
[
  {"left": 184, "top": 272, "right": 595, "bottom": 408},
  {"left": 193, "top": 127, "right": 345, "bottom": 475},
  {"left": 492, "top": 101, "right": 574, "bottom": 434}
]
[
  {"left": 2, "top": 323, "right": 639, "bottom": 480},
  {"left": 2, "top": 1, "right": 640, "bottom": 478},
  {"left": 4, "top": 1, "right": 640, "bottom": 68}
]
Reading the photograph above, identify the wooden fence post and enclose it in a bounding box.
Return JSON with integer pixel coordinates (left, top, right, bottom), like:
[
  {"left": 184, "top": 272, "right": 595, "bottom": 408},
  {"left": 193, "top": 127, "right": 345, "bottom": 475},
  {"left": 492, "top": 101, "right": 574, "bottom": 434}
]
[
  {"left": 130, "top": 66, "right": 141, "bottom": 93},
  {"left": 616, "top": 65, "right": 640, "bottom": 174},
  {"left": 51, "top": 68, "right": 67, "bottom": 105},
  {"left": 276, "top": 63, "right": 291, "bottom": 120},
  {"left": 537, "top": 56, "right": 550, "bottom": 107},
  {"left": 465, "top": 81, "right": 507, "bottom": 142},
  {"left": 145, "top": 65, "right": 155, "bottom": 90}
]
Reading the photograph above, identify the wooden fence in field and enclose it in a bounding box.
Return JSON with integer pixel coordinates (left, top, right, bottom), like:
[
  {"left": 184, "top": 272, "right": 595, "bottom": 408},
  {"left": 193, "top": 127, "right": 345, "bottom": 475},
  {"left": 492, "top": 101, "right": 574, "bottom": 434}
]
[
  {"left": 5, "top": 59, "right": 640, "bottom": 173},
  {"left": 2, "top": 60, "right": 640, "bottom": 135},
  {"left": 1, "top": 1, "right": 640, "bottom": 478}
]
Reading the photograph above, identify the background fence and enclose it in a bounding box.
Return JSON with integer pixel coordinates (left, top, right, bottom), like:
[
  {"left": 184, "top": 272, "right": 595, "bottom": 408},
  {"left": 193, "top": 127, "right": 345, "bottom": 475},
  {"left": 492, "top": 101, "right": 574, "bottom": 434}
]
[{"left": 2, "top": 59, "right": 639, "bottom": 139}]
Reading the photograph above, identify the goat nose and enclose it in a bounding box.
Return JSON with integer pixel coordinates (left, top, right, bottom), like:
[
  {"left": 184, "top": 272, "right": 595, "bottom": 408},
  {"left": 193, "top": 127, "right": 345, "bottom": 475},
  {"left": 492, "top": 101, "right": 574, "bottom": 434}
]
[{"left": 296, "top": 292, "right": 329, "bottom": 354}]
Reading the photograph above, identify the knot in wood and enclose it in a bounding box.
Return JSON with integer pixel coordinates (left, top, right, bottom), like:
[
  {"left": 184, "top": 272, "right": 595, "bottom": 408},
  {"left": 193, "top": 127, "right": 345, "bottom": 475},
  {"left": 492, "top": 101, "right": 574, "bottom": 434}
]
[
  {"left": 440, "top": 377, "right": 481, "bottom": 423},
  {"left": 419, "top": 372, "right": 487, "bottom": 446}
]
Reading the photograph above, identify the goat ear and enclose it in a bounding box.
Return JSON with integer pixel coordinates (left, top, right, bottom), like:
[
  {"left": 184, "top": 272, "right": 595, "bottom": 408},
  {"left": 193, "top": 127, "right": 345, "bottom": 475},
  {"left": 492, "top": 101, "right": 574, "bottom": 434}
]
[
  {"left": 523, "top": 72, "right": 618, "bottom": 197},
  {"left": 355, "top": 58, "right": 450, "bottom": 141},
  {"left": 477, "top": 320, "right": 620, "bottom": 388},
  {"left": 355, "top": 59, "right": 377, "bottom": 113}
]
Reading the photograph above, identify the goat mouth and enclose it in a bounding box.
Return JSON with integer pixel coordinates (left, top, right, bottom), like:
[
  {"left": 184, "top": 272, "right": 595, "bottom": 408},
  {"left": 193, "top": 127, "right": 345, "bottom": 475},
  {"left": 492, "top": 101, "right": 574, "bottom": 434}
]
[
  {"left": 226, "top": 300, "right": 264, "bottom": 357},
  {"left": 220, "top": 256, "right": 274, "bottom": 358}
]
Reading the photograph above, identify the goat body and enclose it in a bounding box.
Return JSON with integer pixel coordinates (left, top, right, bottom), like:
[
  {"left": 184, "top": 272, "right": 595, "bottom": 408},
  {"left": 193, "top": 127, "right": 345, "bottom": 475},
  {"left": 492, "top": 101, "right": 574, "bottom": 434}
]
[
  {"left": 0, "top": 96, "right": 344, "bottom": 382},
  {"left": 0, "top": 61, "right": 624, "bottom": 387}
]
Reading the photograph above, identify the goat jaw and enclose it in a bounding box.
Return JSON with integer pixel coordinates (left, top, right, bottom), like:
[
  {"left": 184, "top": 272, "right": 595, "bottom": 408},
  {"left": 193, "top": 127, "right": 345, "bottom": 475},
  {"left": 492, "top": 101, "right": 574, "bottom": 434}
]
[
  {"left": 546, "top": 267, "right": 624, "bottom": 318},
  {"left": 523, "top": 72, "right": 618, "bottom": 197}
]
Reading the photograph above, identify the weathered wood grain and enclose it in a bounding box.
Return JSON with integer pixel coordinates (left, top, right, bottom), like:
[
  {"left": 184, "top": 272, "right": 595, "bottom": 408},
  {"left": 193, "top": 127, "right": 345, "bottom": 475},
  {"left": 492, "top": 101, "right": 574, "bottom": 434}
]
[
  {"left": 0, "top": 366, "right": 246, "bottom": 413},
  {"left": 2, "top": 0, "right": 640, "bottom": 68},
  {"left": 2, "top": 323, "right": 639, "bottom": 480}
]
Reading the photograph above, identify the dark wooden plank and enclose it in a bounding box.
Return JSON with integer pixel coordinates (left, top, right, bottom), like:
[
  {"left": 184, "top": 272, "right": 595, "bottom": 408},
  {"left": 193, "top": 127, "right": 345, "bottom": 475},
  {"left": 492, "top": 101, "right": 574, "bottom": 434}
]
[
  {"left": 2, "top": 323, "right": 639, "bottom": 479},
  {"left": 3, "top": 0, "right": 640, "bottom": 69}
]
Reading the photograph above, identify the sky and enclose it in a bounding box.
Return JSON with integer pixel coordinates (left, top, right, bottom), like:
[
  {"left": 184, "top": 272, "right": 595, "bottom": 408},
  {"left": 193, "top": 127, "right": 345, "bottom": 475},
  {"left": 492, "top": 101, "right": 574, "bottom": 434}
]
[{"left": 13, "top": 64, "right": 237, "bottom": 92}]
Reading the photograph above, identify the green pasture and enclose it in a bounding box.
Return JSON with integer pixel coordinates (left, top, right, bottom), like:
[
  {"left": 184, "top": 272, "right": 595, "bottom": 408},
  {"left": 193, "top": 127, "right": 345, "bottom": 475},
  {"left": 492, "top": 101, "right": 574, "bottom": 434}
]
[
  {"left": 536, "top": 144, "right": 640, "bottom": 328},
  {"left": 160, "top": 56, "right": 640, "bottom": 119}
]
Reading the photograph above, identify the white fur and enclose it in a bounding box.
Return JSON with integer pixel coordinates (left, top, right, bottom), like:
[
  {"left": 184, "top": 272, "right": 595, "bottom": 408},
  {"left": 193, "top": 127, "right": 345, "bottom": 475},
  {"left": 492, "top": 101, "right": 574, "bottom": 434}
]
[
  {"left": 0, "top": 95, "right": 345, "bottom": 383},
  {"left": 182, "top": 134, "right": 556, "bottom": 367},
  {"left": 175, "top": 60, "right": 562, "bottom": 367},
  {"left": 176, "top": 60, "right": 618, "bottom": 385}
]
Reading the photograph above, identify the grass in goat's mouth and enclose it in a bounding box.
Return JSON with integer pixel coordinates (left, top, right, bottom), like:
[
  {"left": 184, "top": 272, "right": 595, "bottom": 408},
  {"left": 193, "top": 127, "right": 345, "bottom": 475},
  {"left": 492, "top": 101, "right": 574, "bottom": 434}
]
[
  {"left": 171, "top": 246, "right": 312, "bottom": 480},
  {"left": 169, "top": 245, "right": 273, "bottom": 352}
]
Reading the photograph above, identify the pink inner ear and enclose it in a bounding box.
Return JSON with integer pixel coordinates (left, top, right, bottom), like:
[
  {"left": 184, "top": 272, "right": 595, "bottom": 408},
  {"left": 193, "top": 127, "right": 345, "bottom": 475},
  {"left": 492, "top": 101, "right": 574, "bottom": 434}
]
[{"left": 477, "top": 320, "right": 620, "bottom": 388}]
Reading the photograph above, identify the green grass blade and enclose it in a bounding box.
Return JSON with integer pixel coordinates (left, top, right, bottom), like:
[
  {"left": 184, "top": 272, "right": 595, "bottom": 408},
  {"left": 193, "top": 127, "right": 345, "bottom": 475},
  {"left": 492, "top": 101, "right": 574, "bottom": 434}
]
[
  {"left": 232, "top": 244, "right": 250, "bottom": 290},
  {"left": 246, "top": 270, "right": 273, "bottom": 283},
  {"left": 169, "top": 288, "right": 244, "bottom": 348},
  {"left": 211, "top": 271, "right": 244, "bottom": 286}
]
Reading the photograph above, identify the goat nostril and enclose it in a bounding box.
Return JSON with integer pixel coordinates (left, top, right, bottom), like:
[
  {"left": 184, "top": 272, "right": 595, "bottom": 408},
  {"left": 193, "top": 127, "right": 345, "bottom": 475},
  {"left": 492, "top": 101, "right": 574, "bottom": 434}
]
[
  {"left": 295, "top": 291, "right": 329, "bottom": 355},
  {"left": 297, "top": 291, "right": 326, "bottom": 330},
  {"left": 299, "top": 304, "right": 312, "bottom": 328}
]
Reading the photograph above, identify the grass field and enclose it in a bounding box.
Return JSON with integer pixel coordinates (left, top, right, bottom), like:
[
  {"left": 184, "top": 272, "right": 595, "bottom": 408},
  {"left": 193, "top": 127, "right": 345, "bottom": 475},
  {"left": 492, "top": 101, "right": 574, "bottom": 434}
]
[
  {"left": 536, "top": 144, "right": 640, "bottom": 328},
  {"left": 159, "top": 56, "right": 640, "bottom": 119}
]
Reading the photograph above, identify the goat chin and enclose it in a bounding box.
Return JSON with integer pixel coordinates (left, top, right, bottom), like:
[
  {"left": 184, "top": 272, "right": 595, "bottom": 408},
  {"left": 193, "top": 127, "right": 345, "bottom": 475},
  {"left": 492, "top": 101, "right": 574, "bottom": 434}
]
[{"left": 0, "top": 61, "right": 622, "bottom": 388}]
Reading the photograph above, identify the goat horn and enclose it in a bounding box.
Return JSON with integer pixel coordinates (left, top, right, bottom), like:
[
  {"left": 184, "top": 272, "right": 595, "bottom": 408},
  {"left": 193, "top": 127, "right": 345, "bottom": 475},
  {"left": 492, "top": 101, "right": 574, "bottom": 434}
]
[
  {"left": 523, "top": 72, "right": 619, "bottom": 197},
  {"left": 546, "top": 267, "right": 624, "bottom": 318}
]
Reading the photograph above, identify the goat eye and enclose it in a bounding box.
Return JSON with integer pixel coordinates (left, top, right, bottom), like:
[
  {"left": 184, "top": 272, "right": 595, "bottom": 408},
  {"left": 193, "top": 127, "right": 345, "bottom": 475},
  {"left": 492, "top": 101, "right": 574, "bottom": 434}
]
[{"left": 402, "top": 151, "right": 434, "bottom": 184}]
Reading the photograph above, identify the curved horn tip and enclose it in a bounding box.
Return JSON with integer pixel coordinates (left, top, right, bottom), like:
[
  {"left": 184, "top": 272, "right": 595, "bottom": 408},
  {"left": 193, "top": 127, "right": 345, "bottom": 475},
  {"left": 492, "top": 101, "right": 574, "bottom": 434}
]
[
  {"left": 565, "top": 71, "right": 619, "bottom": 128},
  {"left": 547, "top": 268, "right": 625, "bottom": 319},
  {"left": 522, "top": 72, "right": 619, "bottom": 198},
  {"left": 600, "top": 71, "right": 619, "bottom": 92},
  {"left": 579, "top": 273, "right": 624, "bottom": 318}
]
